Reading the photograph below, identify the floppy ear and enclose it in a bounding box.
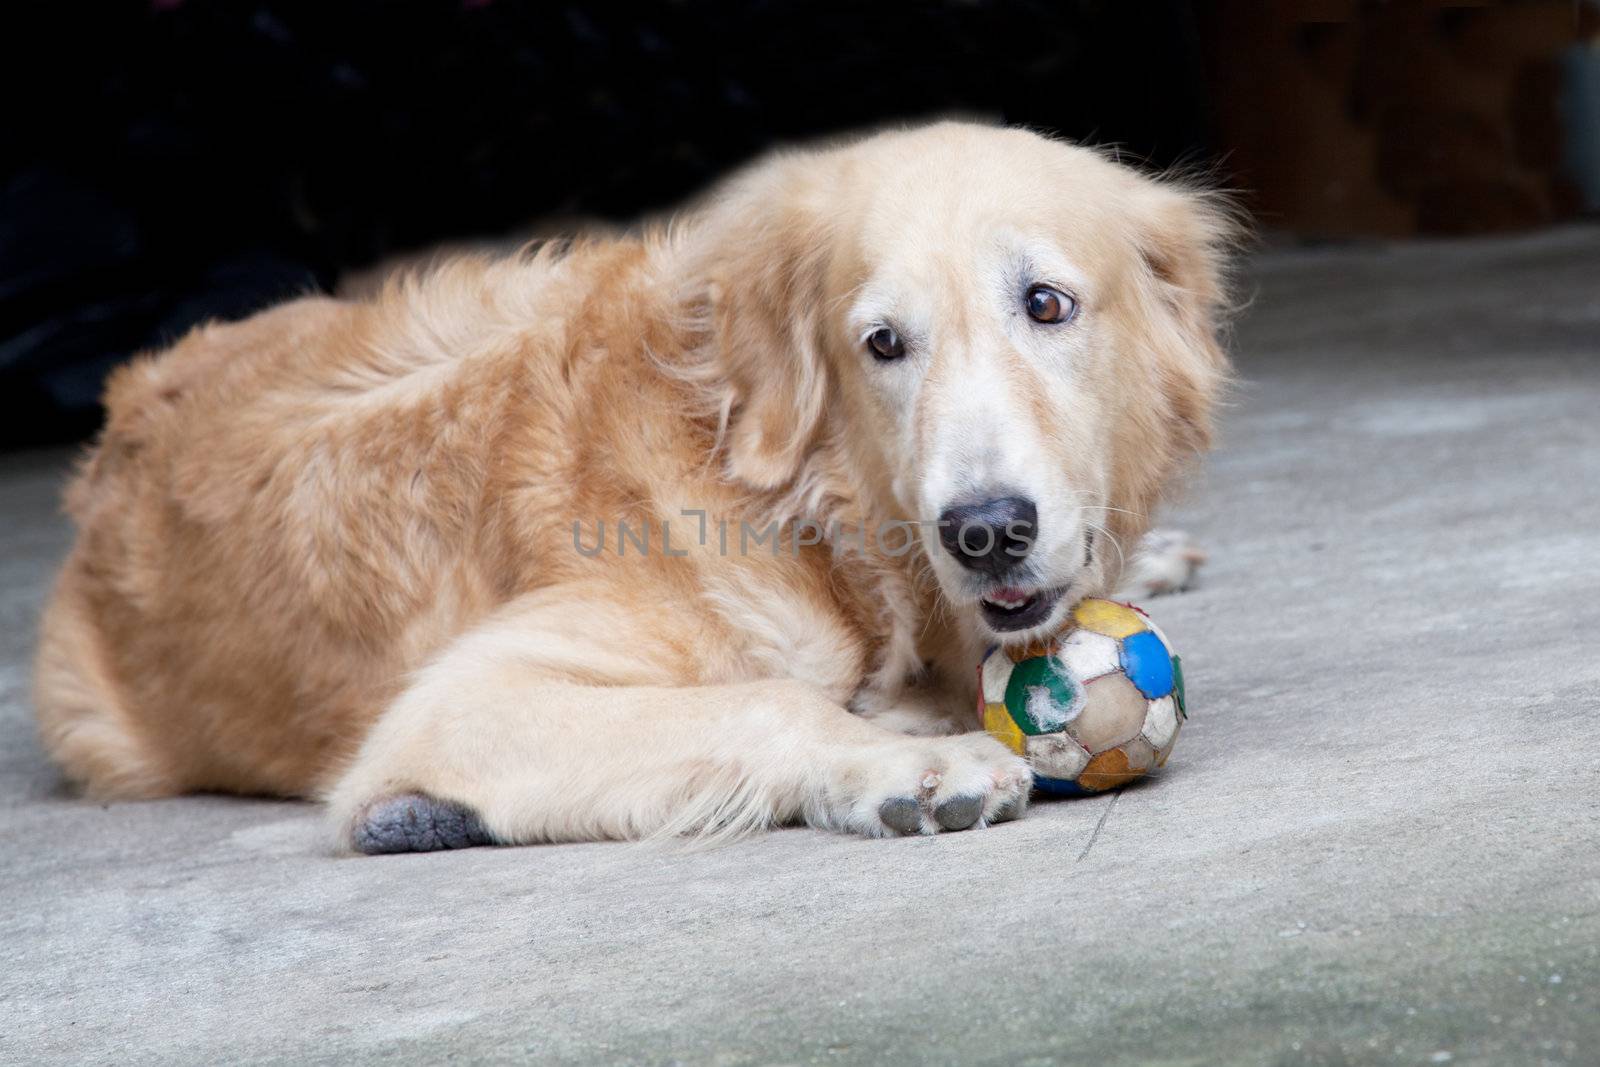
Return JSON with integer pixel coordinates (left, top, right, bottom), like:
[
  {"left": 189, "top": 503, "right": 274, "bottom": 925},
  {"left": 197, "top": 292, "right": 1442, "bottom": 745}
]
[
  {"left": 689, "top": 158, "right": 835, "bottom": 491},
  {"left": 1127, "top": 178, "right": 1239, "bottom": 457},
  {"left": 1098, "top": 176, "right": 1239, "bottom": 553}
]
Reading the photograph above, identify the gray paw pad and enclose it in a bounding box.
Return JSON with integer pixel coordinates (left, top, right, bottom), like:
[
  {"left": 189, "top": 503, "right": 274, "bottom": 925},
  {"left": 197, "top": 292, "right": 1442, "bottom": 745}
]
[
  {"left": 352, "top": 793, "right": 496, "bottom": 855},
  {"left": 934, "top": 793, "right": 983, "bottom": 831},
  {"left": 988, "top": 796, "right": 1023, "bottom": 824},
  {"left": 878, "top": 796, "right": 924, "bottom": 835}
]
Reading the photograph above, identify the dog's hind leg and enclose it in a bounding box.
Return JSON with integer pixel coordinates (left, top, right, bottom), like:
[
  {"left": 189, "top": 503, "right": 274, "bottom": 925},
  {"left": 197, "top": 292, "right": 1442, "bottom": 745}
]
[{"left": 34, "top": 567, "right": 177, "bottom": 799}]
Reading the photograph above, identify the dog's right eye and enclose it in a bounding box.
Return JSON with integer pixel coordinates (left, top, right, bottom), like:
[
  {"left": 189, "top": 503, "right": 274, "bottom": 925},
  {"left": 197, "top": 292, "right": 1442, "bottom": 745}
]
[{"left": 866, "top": 326, "right": 905, "bottom": 361}]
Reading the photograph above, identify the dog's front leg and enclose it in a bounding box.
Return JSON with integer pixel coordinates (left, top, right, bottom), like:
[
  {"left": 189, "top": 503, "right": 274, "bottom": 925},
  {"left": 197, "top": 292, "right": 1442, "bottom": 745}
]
[
  {"left": 851, "top": 685, "right": 978, "bottom": 738},
  {"left": 324, "top": 615, "right": 1032, "bottom": 853}
]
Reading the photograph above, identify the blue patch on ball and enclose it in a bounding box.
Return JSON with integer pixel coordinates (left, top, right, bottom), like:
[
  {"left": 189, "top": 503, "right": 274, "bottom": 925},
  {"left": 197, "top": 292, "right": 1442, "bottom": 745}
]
[
  {"left": 1119, "top": 630, "right": 1175, "bottom": 699},
  {"left": 1033, "top": 775, "right": 1096, "bottom": 797}
]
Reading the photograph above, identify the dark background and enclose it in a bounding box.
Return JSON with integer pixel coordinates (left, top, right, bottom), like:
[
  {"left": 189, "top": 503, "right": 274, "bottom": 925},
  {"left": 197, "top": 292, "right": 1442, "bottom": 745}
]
[{"left": 2, "top": 1, "right": 1592, "bottom": 449}]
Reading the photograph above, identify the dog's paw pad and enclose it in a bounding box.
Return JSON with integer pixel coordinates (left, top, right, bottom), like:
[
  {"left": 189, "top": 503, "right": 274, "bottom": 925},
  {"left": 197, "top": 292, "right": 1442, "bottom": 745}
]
[
  {"left": 877, "top": 796, "right": 924, "bottom": 835},
  {"left": 988, "top": 796, "right": 1023, "bottom": 824},
  {"left": 933, "top": 793, "right": 984, "bottom": 831},
  {"left": 351, "top": 792, "right": 496, "bottom": 854}
]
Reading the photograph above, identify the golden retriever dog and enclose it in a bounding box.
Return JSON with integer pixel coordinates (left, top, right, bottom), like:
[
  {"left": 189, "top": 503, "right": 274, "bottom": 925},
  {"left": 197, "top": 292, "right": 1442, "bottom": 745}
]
[{"left": 33, "top": 122, "right": 1233, "bottom": 852}]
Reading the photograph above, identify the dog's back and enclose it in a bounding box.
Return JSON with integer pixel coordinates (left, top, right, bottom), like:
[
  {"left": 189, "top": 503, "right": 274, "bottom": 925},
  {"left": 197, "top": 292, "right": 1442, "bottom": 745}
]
[
  {"left": 37, "top": 297, "right": 393, "bottom": 796},
  {"left": 34, "top": 256, "right": 565, "bottom": 798}
]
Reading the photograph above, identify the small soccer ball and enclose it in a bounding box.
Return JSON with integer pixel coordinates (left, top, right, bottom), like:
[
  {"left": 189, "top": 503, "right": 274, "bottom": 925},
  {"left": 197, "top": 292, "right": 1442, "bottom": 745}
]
[{"left": 978, "top": 598, "right": 1187, "bottom": 795}]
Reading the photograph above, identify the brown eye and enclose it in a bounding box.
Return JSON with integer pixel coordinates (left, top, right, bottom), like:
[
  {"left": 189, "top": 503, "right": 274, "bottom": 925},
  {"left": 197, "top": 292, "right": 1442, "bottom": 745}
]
[
  {"left": 1025, "top": 285, "right": 1076, "bottom": 324},
  {"left": 866, "top": 326, "right": 905, "bottom": 361}
]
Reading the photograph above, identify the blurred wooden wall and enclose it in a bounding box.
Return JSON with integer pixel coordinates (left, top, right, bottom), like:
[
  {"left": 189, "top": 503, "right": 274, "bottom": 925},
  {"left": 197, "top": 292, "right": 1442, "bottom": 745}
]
[{"left": 1200, "top": 1, "right": 1593, "bottom": 237}]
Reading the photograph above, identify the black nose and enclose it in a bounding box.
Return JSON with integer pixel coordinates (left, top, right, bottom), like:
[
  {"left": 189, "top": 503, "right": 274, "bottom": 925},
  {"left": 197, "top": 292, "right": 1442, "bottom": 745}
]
[{"left": 937, "top": 496, "right": 1038, "bottom": 578}]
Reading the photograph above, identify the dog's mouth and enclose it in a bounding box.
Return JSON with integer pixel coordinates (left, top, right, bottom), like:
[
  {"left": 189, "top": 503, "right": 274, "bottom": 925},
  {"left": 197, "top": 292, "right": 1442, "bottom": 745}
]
[{"left": 978, "top": 585, "right": 1066, "bottom": 632}]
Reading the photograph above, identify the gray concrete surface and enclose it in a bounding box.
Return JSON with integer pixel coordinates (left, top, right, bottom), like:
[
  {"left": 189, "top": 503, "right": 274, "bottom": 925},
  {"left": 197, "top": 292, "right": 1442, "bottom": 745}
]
[{"left": 3, "top": 227, "right": 1598, "bottom": 1066}]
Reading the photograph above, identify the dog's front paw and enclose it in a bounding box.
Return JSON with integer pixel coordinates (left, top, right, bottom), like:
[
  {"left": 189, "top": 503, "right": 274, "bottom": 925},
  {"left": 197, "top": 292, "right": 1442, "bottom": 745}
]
[{"left": 822, "top": 733, "right": 1032, "bottom": 837}]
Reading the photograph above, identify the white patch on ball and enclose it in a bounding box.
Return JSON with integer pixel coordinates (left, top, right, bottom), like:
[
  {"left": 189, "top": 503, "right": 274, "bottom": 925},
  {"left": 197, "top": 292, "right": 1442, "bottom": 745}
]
[
  {"left": 1055, "top": 630, "right": 1121, "bottom": 684},
  {"left": 1142, "top": 695, "right": 1179, "bottom": 750}
]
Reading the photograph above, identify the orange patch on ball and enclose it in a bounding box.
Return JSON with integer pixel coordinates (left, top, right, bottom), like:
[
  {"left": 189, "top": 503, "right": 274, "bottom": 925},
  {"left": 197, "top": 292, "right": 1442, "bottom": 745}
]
[{"left": 1077, "top": 748, "right": 1147, "bottom": 792}]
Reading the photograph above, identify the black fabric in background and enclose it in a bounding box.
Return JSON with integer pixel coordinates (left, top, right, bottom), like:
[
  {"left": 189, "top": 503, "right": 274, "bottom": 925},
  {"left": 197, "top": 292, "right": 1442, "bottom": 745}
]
[{"left": 0, "top": 0, "right": 1211, "bottom": 448}]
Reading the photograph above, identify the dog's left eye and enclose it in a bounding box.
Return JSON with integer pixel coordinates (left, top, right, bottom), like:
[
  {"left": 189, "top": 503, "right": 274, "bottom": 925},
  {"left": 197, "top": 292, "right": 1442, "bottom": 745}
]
[{"left": 1025, "top": 285, "right": 1076, "bottom": 324}]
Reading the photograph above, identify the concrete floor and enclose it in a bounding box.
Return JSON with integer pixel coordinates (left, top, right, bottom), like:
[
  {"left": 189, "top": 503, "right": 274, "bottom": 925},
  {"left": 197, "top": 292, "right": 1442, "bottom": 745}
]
[{"left": 3, "top": 227, "right": 1598, "bottom": 1066}]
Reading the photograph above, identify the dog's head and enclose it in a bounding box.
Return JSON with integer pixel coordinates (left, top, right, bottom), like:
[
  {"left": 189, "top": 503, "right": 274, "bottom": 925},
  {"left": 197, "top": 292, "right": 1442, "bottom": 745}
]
[{"left": 691, "top": 122, "right": 1235, "bottom": 643}]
